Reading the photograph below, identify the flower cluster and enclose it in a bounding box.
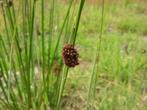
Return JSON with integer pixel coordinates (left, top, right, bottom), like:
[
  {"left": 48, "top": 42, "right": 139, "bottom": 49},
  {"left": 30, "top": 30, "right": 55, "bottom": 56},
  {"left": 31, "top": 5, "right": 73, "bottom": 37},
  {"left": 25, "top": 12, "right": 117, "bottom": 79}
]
[{"left": 62, "top": 44, "right": 79, "bottom": 67}]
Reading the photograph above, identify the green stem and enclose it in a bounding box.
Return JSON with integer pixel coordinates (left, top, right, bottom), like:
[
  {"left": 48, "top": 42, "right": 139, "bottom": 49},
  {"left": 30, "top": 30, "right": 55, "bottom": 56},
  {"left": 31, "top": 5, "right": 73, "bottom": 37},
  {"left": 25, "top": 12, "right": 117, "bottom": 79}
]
[
  {"left": 87, "top": 0, "right": 105, "bottom": 109},
  {"left": 55, "top": 0, "right": 85, "bottom": 110}
]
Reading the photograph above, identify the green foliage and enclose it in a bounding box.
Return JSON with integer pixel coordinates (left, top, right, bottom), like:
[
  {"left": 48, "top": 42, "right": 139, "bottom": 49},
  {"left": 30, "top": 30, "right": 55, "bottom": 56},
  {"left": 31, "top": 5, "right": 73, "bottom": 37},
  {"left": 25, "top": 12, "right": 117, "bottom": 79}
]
[
  {"left": 0, "top": 0, "right": 85, "bottom": 110},
  {"left": 0, "top": 0, "right": 147, "bottom": 110},
  {"left": 117, "top": 16, "right": 147, "bottom": 34}
]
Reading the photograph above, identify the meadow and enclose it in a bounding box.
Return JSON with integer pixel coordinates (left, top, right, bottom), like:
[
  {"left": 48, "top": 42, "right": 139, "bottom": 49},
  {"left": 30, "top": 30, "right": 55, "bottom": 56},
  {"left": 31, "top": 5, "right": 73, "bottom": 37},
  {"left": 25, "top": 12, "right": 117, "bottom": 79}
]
[{"left": 0, "top": 0, "right": 147, "bottom": 110}]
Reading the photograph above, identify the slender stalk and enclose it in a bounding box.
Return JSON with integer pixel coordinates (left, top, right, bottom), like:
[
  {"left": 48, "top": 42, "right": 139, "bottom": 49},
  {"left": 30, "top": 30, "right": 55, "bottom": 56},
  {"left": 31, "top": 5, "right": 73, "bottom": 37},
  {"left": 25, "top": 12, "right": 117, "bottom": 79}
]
[
  {"left": 87, "top": 0, "right": 105, "bottom": 109},
  {"left": 55, "top": 1, "right": 85, "bottom": 110},
  {"left": 50, "top": 0, "right": 74, "bottom": 66},
  {"left": 41, "top": 0, "right": 45, "bottom": 80},
  {"left": 45, "top": 0, "right": 74, "bottom": 95},
  {"left": 55, "top": 66, "right": 69, "bottom": 110},
  {"left": 27, "top": 0, "right": 36, "bottom": 108},
  {"left": 71, "top": 0, "right": 85, "bottom": 45},
  {"left": 48, "top": 0, "right": 55, "bottom": 68}
]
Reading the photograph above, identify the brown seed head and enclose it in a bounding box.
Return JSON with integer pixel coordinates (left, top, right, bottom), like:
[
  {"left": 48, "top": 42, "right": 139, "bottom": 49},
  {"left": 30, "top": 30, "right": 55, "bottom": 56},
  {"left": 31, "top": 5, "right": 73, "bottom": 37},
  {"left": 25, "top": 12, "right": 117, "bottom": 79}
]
[
  {"left": 62, "top": 44, "right": 79, "bottom": 67},
  {"left": 7, "top": 0, "right": 13, "bottom": 7}
]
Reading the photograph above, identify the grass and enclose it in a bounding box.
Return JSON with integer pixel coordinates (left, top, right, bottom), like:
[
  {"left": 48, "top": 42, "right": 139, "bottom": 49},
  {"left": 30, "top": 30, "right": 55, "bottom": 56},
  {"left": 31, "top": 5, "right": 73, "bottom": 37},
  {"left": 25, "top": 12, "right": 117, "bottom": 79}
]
[
  {"left": 63, "top": 2, "right": 147, "bottom": 110},
  {"left": 0, "top": 0, "right": 147, "bottom": 110}
]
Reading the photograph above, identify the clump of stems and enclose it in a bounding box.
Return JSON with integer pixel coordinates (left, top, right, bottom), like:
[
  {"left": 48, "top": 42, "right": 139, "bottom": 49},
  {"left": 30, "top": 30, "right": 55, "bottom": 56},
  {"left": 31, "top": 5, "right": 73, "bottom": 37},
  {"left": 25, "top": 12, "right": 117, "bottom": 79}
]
[{"left": 0, "top": 0, "right": 85, "bottom": 109}]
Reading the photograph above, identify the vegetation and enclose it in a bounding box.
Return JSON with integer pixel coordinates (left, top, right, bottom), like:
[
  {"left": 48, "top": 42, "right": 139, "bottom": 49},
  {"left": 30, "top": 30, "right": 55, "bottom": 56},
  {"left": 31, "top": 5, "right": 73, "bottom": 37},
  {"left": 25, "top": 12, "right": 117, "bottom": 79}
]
[{"left": 0, "top": 0, "right": 147, "bottom": 110}]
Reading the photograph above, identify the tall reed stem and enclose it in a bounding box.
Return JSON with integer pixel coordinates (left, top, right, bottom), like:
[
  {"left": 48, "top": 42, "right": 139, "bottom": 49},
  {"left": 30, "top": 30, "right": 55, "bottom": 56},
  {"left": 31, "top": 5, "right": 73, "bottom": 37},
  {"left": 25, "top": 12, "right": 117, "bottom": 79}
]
[
  {"left": 55, "top": 0, "right": 85, "bottom": 110},
  {"left": 87, "top": 0, "right": 105, "bottom": 109}
]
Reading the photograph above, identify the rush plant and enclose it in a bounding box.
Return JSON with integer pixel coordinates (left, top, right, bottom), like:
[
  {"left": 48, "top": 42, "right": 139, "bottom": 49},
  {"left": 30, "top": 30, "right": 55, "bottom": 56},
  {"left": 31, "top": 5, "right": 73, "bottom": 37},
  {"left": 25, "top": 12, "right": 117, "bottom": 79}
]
[{"left": 0, "top": 0, "right": 85, "bottom": 110}]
